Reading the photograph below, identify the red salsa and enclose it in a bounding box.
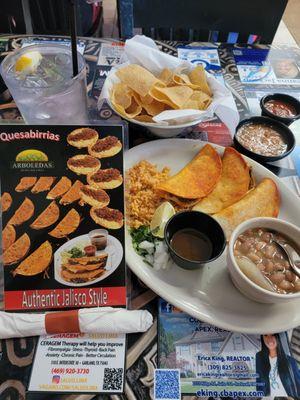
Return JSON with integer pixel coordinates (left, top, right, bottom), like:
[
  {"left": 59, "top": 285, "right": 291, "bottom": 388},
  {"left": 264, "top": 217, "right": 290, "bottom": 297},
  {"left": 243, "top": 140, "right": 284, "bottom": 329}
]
[
  {"left": 264, "top": 99, "right": 297, "bottom": 118},
  {"left": 84, "top": 245, "right": 96, "bottom": 256}
]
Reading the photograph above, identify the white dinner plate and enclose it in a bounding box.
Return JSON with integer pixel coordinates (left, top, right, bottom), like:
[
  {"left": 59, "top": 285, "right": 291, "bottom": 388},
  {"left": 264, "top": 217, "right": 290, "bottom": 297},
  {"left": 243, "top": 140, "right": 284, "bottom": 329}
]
[
  {"left": 125, "top": 139, "right": 300, "bottom": 334},
  {"left": 54, "top": 234, "right": 123, "bottom": 287}
]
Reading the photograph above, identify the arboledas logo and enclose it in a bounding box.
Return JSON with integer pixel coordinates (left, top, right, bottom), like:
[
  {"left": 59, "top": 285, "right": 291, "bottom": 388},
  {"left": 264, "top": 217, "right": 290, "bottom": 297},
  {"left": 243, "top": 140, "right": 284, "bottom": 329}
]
[
  {"left": 12, "top": 149, "right": 54, "bottom": 169},
  {"left": 16, "top": 149, "right": 48, "bottom": 162}
]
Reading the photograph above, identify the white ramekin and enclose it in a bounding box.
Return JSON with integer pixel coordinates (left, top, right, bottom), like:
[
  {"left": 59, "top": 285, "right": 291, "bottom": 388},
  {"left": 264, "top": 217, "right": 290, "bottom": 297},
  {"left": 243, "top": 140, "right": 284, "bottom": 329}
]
[{"left": 227, "top": 217, "right": 300, "bottom": 304}]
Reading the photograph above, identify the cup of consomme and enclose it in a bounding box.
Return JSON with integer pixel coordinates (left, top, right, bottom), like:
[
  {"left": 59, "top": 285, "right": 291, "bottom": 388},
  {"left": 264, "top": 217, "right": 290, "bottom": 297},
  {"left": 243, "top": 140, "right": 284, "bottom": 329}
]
[
  {"left": 164, "top": 211, "right": 226, "bottom": 270},
  {"left": 88, "top": 229, "right": 108, "bottom": 251}
]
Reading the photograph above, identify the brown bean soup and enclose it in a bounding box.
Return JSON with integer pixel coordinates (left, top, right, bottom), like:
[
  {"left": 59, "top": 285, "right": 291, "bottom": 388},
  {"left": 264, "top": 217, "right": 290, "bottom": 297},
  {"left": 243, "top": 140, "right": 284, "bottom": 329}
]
[{"left": 234, "top": 228, "right": 300, "bottom": 294}]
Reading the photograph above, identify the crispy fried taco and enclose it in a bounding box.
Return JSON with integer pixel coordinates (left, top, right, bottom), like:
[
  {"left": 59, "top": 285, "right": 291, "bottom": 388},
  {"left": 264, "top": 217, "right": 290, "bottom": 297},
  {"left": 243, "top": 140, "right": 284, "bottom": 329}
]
[
  {"left": 213, "top": 178, "right": 280, "bottom": 239},
  {"left": 30, "top": 201, "right": 60, "bottom": 229},
  {"left": 1, "top": 192, "right": 12, "bottom": 212},
  {"left": 8, "top": 197, "right": 34, "bottom": 226},
  {"left": 13, "top": 241, "right": 52, "bottom": 276},
  {"left": 47, "top": 177, "right": 72, "bottom": 200},
  {"left": 157, "top": 144, "right": 222, "bottom": 199},
  {"left": 2, "top": 225, "right": 16, "bottom": 252},
  {"left": 15, "top": 177, "right": 37, "bottom": 192},
  {"left": 3, "top": 233, "right": 31, "bottom": 265},
  {"left": 193, "top": 147, "right": 251, "bottom": 214},
  {"left": 59, "top": 180, "right": 83, "bottom": 205},
  {"left": 61, "top": 267, "right": 105, "bottom": 283},
  {"left": 31, "top": 177, "right": 55, "bottom": 193},
  {"left": 49, "top": 208, "right": 80, "bottom": 238}
]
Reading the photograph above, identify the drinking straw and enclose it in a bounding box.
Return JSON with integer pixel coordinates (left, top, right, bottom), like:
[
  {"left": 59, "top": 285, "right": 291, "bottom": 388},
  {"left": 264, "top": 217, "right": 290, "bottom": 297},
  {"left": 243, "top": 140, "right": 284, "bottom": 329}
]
[{"left": 69, "top": 0, "right": 79, "bottom": 77}]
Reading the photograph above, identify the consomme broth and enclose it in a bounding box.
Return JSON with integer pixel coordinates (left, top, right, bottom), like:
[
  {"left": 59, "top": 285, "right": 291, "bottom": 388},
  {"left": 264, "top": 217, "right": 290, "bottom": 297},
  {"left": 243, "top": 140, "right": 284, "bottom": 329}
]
[
  {"left": 234, "top": 228, "right": 300, "bottom": 294},
  {"left": 171, "top": 228, "right": 213, "bottom": 261}
]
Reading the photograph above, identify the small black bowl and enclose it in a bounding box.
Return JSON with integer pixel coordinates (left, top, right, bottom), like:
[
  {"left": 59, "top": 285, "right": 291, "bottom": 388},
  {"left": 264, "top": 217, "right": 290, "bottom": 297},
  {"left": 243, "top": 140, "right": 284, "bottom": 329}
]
[
  {"left": 260, "top": 93, "right": 300, "bottom": 126},
  {"left": 234, "top": 116, "right": 295, "bottom": 163},
  {"left": 164, "top": 211, "right": 226, "bottom": 270}
]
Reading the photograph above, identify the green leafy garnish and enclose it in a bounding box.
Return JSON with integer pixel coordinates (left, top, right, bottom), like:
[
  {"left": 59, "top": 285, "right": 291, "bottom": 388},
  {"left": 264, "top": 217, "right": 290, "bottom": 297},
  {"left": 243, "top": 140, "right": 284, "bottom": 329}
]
[
  {"left": 130, "top": 226, "right": 158, "bottom": 260},
  {"left": 69, "top": 247, "right": 84, "bottom": 258}
]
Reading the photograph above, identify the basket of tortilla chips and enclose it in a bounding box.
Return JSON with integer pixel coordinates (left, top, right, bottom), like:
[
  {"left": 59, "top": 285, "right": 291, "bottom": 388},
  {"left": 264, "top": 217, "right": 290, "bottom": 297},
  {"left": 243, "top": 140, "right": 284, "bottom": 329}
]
[{"left": 100, "top": 35, "right": 239, "bottom": 137}]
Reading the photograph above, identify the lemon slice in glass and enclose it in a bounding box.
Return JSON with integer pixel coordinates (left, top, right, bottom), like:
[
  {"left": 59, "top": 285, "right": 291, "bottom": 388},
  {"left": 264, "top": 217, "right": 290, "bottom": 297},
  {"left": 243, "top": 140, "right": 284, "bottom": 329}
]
[
  {"left": 150, "top": 201, "right": 175, "bottom": 238},
  {"left": 15, "top": 51, "right": 42, "bottom": 74}
]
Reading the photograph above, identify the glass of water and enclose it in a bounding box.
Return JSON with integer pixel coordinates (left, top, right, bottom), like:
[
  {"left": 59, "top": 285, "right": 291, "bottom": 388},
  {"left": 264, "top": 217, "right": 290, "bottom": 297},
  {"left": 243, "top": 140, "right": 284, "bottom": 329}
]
[{"left": 0, "top": 44, "right": 88, "bottom": 124}]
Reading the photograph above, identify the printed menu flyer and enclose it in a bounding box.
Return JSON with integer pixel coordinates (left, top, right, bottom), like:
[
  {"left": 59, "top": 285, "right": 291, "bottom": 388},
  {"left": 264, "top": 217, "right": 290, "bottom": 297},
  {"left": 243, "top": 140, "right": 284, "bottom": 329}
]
[
  {"left": 28, "top": 333, "right": 126, "bottom": 394},
  {"left": 0, "top": 124, "right": 126, "bottom": 311},
  {"left": 177, "top": 45, "right": 225, "bottom": 85},
  {"left": 233, "top": 48, "right": 300, "bottom": 85},
  {"left": 157, "top": 300, "right": 300, "bottom": 398}
]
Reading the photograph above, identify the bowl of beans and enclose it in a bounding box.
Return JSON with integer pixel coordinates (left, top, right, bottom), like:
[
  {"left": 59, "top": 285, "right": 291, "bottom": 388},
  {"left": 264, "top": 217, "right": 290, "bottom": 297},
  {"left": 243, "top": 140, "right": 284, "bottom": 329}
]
[
  {"left": 234, "top": 116, "right": 295, "bottom": 163},
  {"left": 228, "top": 217, "right": 300, "bottom": 304},
  {"left": 260, "top": 93, "right": 300, "bottom": 126}
]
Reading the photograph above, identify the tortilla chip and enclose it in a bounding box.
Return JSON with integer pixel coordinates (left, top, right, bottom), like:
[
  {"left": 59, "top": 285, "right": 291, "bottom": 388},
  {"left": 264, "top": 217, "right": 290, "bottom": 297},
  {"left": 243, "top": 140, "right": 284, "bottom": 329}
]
[
  {"left": 182, "top": 99, "right": 199, "bottom": 110},
  {"left": 3, "top": 233, "right": 31, "bottom": 265},
  {"left": 132, "top": 92, "right": 153, "bottom": 106},
  {"left": 126, "top": 97, "right": 143, "bottom": 116},
  {"left": 8, "top": 197, "right": 34, "bottom": 226},
  {"left": 112, "top": 98, "right": 142, "bottom": 119},
  {"left": 188, "top": 65, "right": 212, "bottom": 96},
  {"left": 143, "top": 99, "right": 165, "bottom": 116},
  {"left": 112, "top": 82, "right": 132, "bottom": 109},
  {"left": 49, "top": 208, "right": 80, "bottom": 238},
  {"left": 159, "top": 68, "right": 174, "bottom": 86},
  {"left": 213, "top": 178, "right": 280, "bottom": 239},
  {"left": 13, "top": 241, "right": 52, "bottom": 276},
  {"left": 157, "top": 144, "right": 222, "bottom": 199},
  {"left": 193, "top": 147, "right": 251, "bottom": 214},
  {"left": 116, "top": 64, "right": 160, "bottom": 97},
  {"left": 190, "top": 91, "right": 212, "bottom": 109},
  {"left": 1, "top": 192, "right": 12, "bottom": 212},
  {"left": 140, "top": 93, "right": 154, "bottom": 105},
  {"left": 2, "top": 224, "right": 16, "bottom": 252},
  {"left": 134, "top": 114, "right": 153, "bottom": 122},
  {"left": 30, "top": 201, "right": 60, "bottom": 229},
  {"left": 149, "top": 85, "right": 193, "bottom": 109},
  {"left": 47, "top": 177, "right": 72, "bottom": 199}
]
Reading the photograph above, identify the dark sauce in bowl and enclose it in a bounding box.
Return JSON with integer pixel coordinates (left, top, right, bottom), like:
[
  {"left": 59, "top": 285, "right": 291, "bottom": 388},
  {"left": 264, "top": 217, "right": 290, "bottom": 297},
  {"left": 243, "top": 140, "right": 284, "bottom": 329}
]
[{"left": 170, "top": 228, "right": 213, "bottom": 261}]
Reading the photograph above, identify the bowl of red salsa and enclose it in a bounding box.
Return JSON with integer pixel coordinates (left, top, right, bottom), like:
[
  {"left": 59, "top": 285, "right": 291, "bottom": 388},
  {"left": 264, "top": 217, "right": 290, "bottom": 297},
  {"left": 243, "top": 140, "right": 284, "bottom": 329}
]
[{"left": 260, "top": 93, "right": 300, "bottom": 125}]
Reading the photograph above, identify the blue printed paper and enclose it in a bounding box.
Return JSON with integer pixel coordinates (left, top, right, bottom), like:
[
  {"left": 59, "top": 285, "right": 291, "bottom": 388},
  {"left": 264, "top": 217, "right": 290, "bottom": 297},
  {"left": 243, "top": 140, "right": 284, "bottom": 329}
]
[
  {"left": 158, "top": 300, "right": 300, "bottom": 397},
  {"left": 233, "top": 48, "right": 300, "bottom": 85},
  {"left": 154, "top": 369, "right": 180, "bottom": 400}
]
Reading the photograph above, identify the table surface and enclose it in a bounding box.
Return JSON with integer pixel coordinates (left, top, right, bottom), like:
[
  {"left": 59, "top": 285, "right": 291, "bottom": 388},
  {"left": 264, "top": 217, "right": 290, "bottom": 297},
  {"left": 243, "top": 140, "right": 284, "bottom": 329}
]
[{"left": 0, "top": 35, "right": 300, "bottom": 400}]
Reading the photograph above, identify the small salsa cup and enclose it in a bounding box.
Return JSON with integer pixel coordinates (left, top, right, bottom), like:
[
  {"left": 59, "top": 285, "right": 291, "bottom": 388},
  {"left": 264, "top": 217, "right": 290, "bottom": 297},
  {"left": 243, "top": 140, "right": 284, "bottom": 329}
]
[{"left": 260, "top": 93, "right": 300, "bottom": 126}]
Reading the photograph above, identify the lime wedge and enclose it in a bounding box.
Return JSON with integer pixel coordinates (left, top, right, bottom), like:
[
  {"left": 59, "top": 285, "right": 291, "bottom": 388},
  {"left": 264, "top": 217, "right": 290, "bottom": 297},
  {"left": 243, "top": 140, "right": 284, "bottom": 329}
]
[{"left": 150, "top": 201, "right": 175, "bottom": 238}]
